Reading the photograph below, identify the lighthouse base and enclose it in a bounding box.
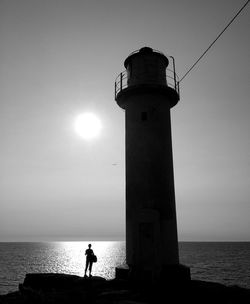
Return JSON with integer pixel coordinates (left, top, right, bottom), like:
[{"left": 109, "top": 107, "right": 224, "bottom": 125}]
[
  {"left": 161, "top": 264, "right": 191, "bottom": 282},
  {"left": 115, "top": 264, "right": 190, "bottom": 284}
]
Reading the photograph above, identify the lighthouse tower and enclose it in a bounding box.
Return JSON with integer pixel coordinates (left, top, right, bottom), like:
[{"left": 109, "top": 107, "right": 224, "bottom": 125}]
[{"left": 115, "top": 47, "right": 189, "bottom": 282}]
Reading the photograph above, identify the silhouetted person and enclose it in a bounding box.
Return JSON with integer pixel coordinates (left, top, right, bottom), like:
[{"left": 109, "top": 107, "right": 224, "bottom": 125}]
[{"left": 84, "top": 244, "right": 94, "bottom": 277}]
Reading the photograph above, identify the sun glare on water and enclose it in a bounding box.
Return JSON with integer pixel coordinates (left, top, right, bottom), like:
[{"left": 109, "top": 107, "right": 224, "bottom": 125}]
[{"left": 74, "top": 113, "right": 102, "bottom": 140}]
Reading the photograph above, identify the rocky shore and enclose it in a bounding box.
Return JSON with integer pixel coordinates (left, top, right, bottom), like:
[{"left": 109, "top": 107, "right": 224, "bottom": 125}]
[{"left": 0, "top": 273, "right": 250, "bottom": 304}]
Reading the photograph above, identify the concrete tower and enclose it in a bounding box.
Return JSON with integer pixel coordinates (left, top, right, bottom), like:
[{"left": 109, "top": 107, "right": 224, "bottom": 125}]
[{"left": 115, "top": 47, "right": 189, "bottom": 282}]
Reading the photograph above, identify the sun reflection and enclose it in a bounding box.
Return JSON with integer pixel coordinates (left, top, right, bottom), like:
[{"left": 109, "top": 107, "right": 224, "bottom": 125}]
[{"left": 56, "top": 241, "right": 125, "bottom": 279}]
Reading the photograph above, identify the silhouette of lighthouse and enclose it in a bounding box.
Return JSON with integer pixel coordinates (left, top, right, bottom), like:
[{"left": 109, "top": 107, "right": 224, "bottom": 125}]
[{"left": 115, "top": 47, "right": 190, "bottom": 282}]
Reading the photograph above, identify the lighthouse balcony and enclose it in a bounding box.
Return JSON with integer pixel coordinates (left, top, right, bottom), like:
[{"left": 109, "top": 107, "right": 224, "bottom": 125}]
[{"left": 115, "top": 67, "right": 179, "bottom": 101}]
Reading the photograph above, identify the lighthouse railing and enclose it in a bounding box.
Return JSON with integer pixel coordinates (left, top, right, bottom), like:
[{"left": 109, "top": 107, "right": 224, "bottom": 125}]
[
  {"left": 115, "top": 71, "right": 128, "bottom": 98},
  {"left": 115, "top": 68, "right": 179, "bottom": 100}
]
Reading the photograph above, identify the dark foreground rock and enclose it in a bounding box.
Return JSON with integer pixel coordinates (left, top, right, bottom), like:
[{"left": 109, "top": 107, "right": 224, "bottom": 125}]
[{"left": 0, "top": 273, "right": 250, "bottom": 304}]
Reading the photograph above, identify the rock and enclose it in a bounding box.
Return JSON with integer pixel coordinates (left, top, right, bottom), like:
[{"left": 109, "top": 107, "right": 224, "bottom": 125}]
[
  {"left": 1, "top": 273, "right": 250, "bottom": 304},
  {"left": 22, "top": 273, "right": 82, "bottom": 291},
  {"left": 21, "top": 273, "right": 107, "bottom": 292},
  {"left": 96, "top": 290, "right": 143, "bottom": 304},
  {"left": 118, "top": 302, "right": 149, "bottom": 304},
  {"left": 97, "top": 289, "right": 131, "bottom": 299}
]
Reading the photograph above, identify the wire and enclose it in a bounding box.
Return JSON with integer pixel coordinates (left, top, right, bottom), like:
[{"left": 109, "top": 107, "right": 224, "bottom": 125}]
[{"left": 179, "top": 0, "right": 250, "bottom": 83}]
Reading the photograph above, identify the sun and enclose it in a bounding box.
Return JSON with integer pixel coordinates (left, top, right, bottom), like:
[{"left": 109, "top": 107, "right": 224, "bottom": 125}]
[{"left": 74, "top": 112, "right": 102, "bottom": 140}]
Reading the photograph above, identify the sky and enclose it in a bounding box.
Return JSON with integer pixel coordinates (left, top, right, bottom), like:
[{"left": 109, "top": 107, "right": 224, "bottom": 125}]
[{"left": 0, "top": 0, "right": 249, "bottom": 242}]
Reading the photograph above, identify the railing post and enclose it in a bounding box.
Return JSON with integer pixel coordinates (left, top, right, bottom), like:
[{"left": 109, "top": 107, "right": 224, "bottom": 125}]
[
  {"left": 170, "top": 56, "right": 177, "bottom": 93},
  {"left": 120, "top": 73, "right": 123, "bottom": 92},
  {"left": 115, "top": 81, "right": 117, "bottom": 99}
]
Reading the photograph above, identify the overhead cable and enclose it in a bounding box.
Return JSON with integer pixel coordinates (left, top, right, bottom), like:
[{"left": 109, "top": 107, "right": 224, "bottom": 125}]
[{"left": 179, "top": 0, "right": 250, "bottom": 83}]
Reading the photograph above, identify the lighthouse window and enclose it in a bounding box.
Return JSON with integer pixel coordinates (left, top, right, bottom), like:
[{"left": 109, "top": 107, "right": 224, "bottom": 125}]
[{"left": 141, "top": 111, "right": 148, "bottom": 121}]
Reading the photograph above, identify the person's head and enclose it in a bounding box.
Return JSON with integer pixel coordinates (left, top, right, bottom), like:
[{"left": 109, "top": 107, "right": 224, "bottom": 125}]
[{"left": 88, "top": 244, "right": 91, "bottom": 248}]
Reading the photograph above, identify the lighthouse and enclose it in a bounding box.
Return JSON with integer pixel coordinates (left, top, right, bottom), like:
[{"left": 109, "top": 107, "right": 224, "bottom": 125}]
[{"left": 115, "top": 47, "right": 190, "bottom": 282}]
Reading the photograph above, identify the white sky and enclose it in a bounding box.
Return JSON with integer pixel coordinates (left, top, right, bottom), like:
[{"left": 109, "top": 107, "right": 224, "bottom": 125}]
[{"left": 0, "top": 0, "right": 249, "bottom": 241}]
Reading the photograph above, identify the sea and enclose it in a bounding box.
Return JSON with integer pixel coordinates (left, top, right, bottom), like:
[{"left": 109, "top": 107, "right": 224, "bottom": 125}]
[{"left": 0, "top": 241, "right": 250, "bottom": 295}]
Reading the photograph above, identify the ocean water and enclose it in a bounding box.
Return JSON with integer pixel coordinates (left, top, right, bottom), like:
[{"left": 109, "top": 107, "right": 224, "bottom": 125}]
[{"left": 0, "top": 241, "right": 249, "bottom": 295}]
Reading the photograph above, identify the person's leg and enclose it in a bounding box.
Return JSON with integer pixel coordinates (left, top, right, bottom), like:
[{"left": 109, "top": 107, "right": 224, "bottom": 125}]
[
  {"left": 85, "top": 259, "right": 89, "bottom": 276},
  {"left": 89, "top": 261, "right": 93, "bottom": 276}
]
